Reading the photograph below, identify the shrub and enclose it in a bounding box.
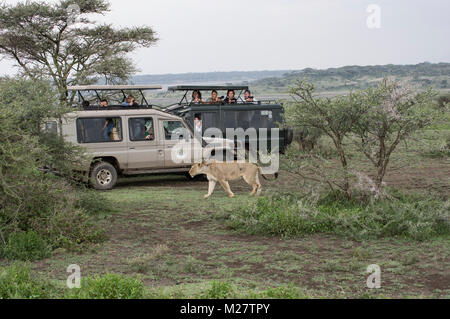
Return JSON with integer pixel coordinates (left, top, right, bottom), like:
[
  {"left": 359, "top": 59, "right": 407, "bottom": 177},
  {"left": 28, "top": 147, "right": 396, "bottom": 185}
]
[
  {"left": 68, "top": 273, "right": 145, "bottom": 299},
  {"left": 40, "top": 205, "right": 107, "bottom": 251},
  {"left": 0, "top": 78, "right": 108, "bottom": 254},
  {"left": 201, "top": 281, "right": 234, "bottom": 299},
  {"left": 0, "top": 263, "right": 58, "bottom": 298},
  {"left": 0, "top": 174, "right": 106, "bottom": 253},
  {"left": 227, "top": 195, "right": 334, "bottom": 237},
  {"left": 1, "top": 231, "right": 51, "bottom": 261},
  {"left": 292, "top": 127, "right": 323, "bottom": 151},
  {"left": 227, "top": 193, "right": 449, "bottom": 241}
]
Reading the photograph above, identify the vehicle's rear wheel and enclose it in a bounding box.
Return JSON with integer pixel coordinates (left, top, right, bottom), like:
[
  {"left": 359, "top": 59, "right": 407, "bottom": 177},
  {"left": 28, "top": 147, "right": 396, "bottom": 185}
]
[{"left": 90, "top": 162, "right": 117, "bottom": 190}]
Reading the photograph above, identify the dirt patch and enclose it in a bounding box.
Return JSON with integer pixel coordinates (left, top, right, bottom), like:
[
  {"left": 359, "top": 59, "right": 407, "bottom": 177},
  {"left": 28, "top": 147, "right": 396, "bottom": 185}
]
[{"left": 423, "top": 273, "right": 450, "bottom": 291}]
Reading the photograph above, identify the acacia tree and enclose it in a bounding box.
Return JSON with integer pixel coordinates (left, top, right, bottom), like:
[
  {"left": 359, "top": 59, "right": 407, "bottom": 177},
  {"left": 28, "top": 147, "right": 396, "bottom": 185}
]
[
  {"left": 352, "top": 78, "right": 436, "bottom": 189},
  {"left": 286, "top": 80, "right": 365, "bottom": 197},
  {"left": 0, "top": 0, "right": 158, "bottom": 105}
]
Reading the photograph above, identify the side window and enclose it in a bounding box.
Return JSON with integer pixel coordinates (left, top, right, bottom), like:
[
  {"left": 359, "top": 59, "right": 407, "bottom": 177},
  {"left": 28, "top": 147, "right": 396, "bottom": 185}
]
[
  {"left": 76, "top": 117, "right": 122, "bottom": 143},
  {"left": 163, "top": 120, "right": 191, "bottom": 140},
  {"left": 129, "top": 117, "right": 154, "bottom": 141}
]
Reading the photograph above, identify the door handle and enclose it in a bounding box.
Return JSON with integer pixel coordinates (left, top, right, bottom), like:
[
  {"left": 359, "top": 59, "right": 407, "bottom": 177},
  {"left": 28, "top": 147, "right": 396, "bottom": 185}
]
[
  {"left": 129, "top": 147, "right": 135, "bottom": 150},
  {"left": 167, "top": 145, "right": 173, "bottom": 149}
]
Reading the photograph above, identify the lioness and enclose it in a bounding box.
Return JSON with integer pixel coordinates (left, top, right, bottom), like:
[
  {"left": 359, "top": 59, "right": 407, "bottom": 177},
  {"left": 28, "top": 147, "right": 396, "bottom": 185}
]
[{"left": 189, "top": 161, "right": 266, "bottom": 198}]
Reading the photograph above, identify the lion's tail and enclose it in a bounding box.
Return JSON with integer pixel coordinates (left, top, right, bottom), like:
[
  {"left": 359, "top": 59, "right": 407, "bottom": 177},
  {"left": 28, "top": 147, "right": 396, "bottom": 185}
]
[{"left": 258, "top": 166, "right": 279, "bottom": 180}]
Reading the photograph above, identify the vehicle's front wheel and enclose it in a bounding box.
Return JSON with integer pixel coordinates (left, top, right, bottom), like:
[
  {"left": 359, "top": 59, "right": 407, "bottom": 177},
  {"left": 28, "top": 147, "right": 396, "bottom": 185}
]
[{"left": 90, "top": 162, "right": 117, "bottom": 190}]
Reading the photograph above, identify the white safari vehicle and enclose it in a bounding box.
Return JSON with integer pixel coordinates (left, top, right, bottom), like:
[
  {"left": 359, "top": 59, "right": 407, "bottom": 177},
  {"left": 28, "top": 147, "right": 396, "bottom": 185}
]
[{"left": 44, "top": 85, "right": 237, "bottom": 190}]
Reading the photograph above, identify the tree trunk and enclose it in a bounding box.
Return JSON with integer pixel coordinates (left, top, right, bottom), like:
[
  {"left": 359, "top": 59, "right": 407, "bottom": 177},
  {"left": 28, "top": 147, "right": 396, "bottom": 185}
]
[{"left": 336, "top": 141, "right": 350, "bottom": 199}]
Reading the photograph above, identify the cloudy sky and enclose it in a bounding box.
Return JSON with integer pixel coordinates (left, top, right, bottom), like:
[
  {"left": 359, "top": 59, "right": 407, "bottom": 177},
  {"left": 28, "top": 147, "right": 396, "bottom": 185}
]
[{"left": 0, "top": 0, "right": 449, "bottom": 75}]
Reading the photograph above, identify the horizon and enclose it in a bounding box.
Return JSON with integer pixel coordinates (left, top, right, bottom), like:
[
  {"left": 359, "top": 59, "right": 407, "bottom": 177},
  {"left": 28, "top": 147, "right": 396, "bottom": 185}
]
[
  {"left": 132, "top": 61, "right": 449, "bottom": 76},
  {"left": 0, "top": 0, "right": 449, "bottom": 76}
]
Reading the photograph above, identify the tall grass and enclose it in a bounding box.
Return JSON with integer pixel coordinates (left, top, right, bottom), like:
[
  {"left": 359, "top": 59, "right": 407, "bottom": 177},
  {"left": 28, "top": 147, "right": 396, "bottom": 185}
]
[{"left": 227, "top": 192, "right": 449, "bottom": 241}]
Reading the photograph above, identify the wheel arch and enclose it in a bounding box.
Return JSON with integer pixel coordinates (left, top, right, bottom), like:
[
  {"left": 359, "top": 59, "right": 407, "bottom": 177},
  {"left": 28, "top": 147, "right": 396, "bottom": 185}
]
[{"left": 90, "top": 156, "right": 121, "bottom": 175}]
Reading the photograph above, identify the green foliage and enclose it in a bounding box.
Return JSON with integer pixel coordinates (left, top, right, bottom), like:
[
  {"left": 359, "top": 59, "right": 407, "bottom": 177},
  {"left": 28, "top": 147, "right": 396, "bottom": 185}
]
[
  {"left": 290, "top": 126, "right": 323, "bottom": 151},
  {"left": 201, "top": 281, "right": 234, "bottom": 299},
  {"left": 258, "top": 282, "right": 307, "bottom": 299},
  {"left": 68, "top": 273, "right": 145, "bottom": 299},
  {"left": 287, "top": 80, "right": 367, "bottom": 196},
  {"left": 227, "top": 195, "right": 333, "bottom": 237},
  {"left": 254, "top": 62, "right": 450, "bottom": 92},
  {"left": 0, "top": 78, "right": 64, "bottom": 134},
  {"left": 0, "top": 77, "right": 90, "bottom": 178},
  {"left": 1, "top": 231, "right": 51, "bottom": 261},
  {"left": 0, "top": 78, "right": 107, "bottom": 254},
  {"left": 285, "top": 78, "right": 439, "bottom": 196},
  {"left": 227, "top": 193, "right": 449, "bottom": 241},
  {"left": 436, "top": 93, "right": 449, "bottom": 108},
  {"left": 351, "top": 79, "right": 437, "bottom": 188},
  {"left": 0, "top": 0, "right": 158, "bottom": 103},
  {"left": 0, "top": 263, "right": 58, "bottom": 298}
]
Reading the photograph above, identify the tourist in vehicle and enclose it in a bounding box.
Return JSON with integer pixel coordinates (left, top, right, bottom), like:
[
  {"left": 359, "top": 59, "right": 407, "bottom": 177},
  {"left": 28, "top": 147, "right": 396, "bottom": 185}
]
[
  {"left": 243, "top": 89, "right": 258, "bottom": 104},
  {"left": 100, "top": 99, "right": 108, "bottom": 107},
  {"left": 122, "top": 95, "right": 139, "bottom": 107},
  {"left": 224, "top": 89, "right": 237, "bottom": 104},
  {"left": 194, "top": 113, "right": 202, "bottom": 136},
  {"left": 82, "top": 100, "right": 90, "bottom": 108},
  {"left": 144, "top": 120, "right": 154, "bottom": 140},
  {"left": 207, "top": 90, "right": 222, "bottom": 104},
  {"left": 191, "top": 90, "right": 203, "bottom": 104},
  {"left": 103, "top": 118, "right": 115, "bottom": 141}
]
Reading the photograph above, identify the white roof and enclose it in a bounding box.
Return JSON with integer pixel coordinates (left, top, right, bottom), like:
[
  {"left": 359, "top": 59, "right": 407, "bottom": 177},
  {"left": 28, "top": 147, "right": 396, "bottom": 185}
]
[
  {"left": 67, "top": 85, "right": 162, "bottom": 91},
  {"left": 63, "top": 108, "right": 181, "bottom": 120}
]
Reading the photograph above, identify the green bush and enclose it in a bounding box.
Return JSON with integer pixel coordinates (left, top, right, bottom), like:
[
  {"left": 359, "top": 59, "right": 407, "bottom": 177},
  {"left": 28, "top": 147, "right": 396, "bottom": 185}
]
[
  {"left": 0, "top": 263, "right": 58, "bottom": 298},
  {"left": 1, "top": 231, "right": 51, "bottom": 261},
  {"left": 68, "top": 273, "right": 145, "bottom": 299},
  {"left": 201, "top": 281, "right": 234, "bottom": 299},
  {"left": 227, "top": 192, "right": 449, "bottom": 241},
  {"left": 0, "top": 78, "right": 108, "bottom": 253},
  {"left": 227, "top": 195, "right": 334, "bottom": 238}
]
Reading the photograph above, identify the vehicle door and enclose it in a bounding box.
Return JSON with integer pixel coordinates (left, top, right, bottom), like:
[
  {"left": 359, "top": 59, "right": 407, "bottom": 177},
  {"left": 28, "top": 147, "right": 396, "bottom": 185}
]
[
  {"left": 159, "top": 119, "right": 196, "bottom": 168},
  {"left": 126, "top": 116, "right": 165, "bottom": 169}
]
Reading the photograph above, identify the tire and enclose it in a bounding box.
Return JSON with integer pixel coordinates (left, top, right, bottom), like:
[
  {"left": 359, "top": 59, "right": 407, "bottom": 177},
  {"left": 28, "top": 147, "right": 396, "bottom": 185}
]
[{"left": 90, "top": 161, "right": 118, "bottom": 190}]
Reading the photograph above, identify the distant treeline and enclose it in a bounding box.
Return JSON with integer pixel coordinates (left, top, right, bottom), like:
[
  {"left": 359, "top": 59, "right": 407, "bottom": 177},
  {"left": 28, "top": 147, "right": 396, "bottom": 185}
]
[
  {"left": 132, "top": 70, "right": 291, "bottom": 85},
  {"left": 133, "top": 62, "right": 449, "bottom": 92},
  {"left": 252, "top": 62, "right": 450, "bottom": 92}
]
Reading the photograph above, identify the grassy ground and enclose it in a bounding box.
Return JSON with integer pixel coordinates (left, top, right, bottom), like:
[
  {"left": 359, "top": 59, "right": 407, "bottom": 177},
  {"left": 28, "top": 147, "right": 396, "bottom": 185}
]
[
  {"left": 1, "top": 124, "right": 448, "bottom": 298},
  {"left": 22, "top": 154, "right": 449, "bottom": 298}
]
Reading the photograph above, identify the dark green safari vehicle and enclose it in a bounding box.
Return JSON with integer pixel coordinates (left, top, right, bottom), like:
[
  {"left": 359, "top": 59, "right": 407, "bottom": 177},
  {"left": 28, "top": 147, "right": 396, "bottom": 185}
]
[{"left": 164, "top": 85, "right": 293, "bottom": 155}]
